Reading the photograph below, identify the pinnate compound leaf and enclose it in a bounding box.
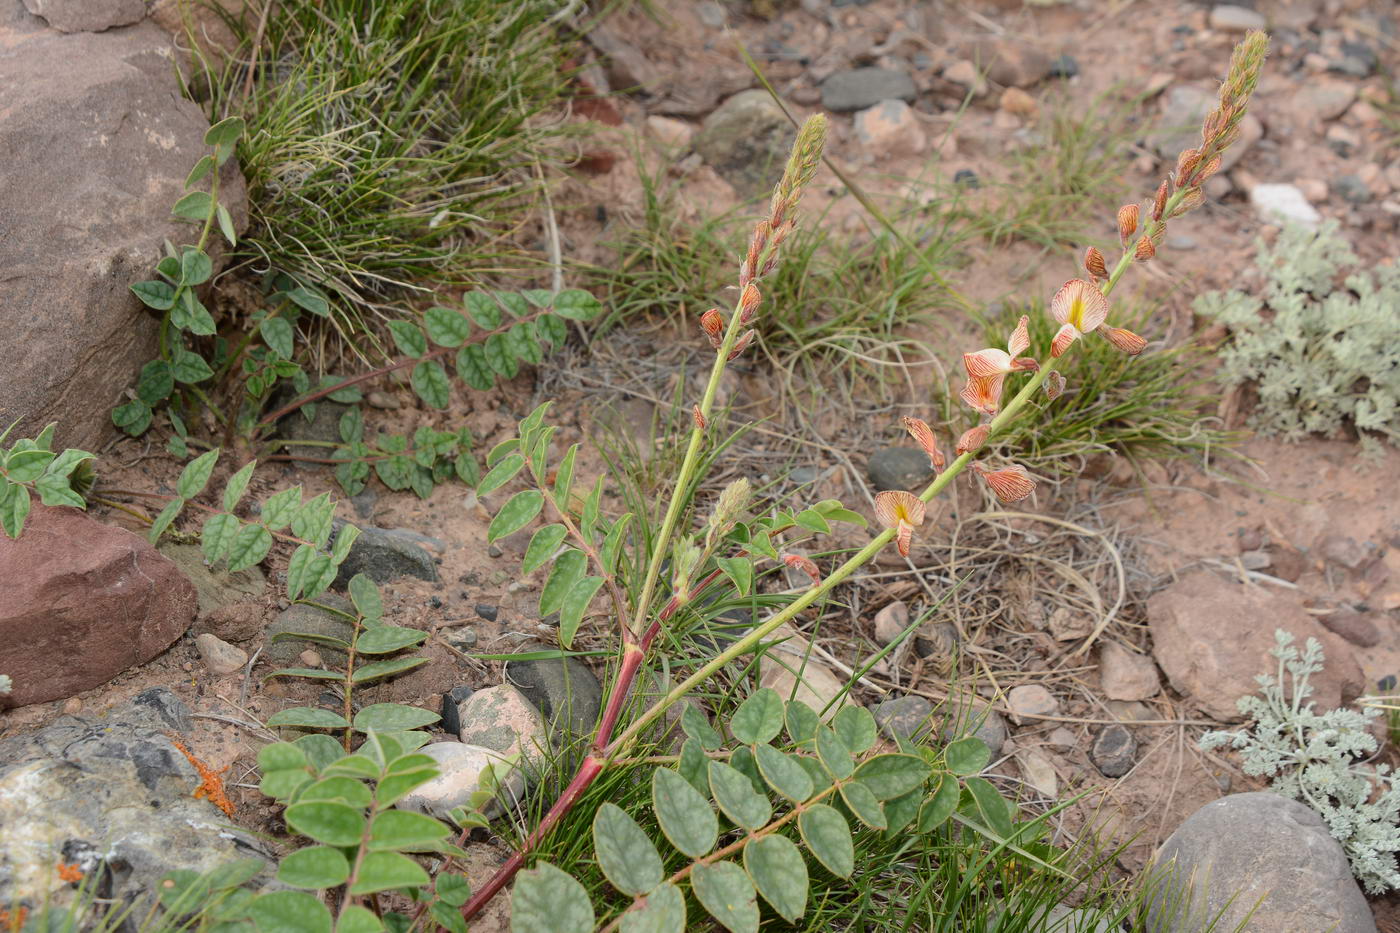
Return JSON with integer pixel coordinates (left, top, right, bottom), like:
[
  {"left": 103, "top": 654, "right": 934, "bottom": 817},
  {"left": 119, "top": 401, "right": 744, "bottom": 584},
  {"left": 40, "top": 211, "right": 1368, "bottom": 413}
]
[
  {"left": 833, "top": 706, "right": 877, "bottom": 755},
  {"left": 411, "top": 360, "right": 451, "bottom": 409},
  {"left": 743, "top": 834, "right": 807, "bottom": 922},
  {"left": 651, "top": 767, "right": 717, "bottom": 858},
  {"left": 558, "top": 575, "right": 604, "bottom": 649},
  {"left": 348, "top": 851, "right": 429, "bottom": 895},
  {"left": 753, "top": 743, "right": 813, "bottom": 803},
  {"left": 487, "top": 490, "right": 543, "bottom": 542},
  {"left": 730, "top": 688, "right": 784, "bottom": 746},
  {"left": 522, "top": 524, "right": 567, "bottom": 574},
  {"left": 945, "top": 736, "right": 991, "bottom": 776},
  {"left": 35, "top": 472, "right": 84, "bottom": 508},
  {"left": 435, "top": 873, "right": 472, "bottom": 908},
  {"left": 853, "top": 754, "right": 928, "bottom": 801},
  {"left": 248, "top": 890, "right": 332, "bottom": 933},
  {"left": 839, "top": 781, "right": 886, "bottom": 830},
  {"left": 511, "top": 862, "right": 594, "bottom": 933},
  {"left": 708, "top": 761, "right": 771, "bottom": 831},
  {"left": 276, "top": 846, "right": 350, "bottom": 889},
  {"left": 285, "top": 801, "right": 365, "bottom": 846},
  {"left": 476, "top": 453, "right": 524, "bottom": 497},
  {"left": 620, "top": 881, "right": 685, "bottom": 933},
  {"left": 690, "top": 861, "right": 758, "bottom": 933},
  {"left": 593, "top": 802, "right": 663, "bottom": 897},
  {"left": 798, "top": 805, "right": 854, "bottom": 878},
  {"left": 424, "top": 306, "right": 472, "bottom": 347}
]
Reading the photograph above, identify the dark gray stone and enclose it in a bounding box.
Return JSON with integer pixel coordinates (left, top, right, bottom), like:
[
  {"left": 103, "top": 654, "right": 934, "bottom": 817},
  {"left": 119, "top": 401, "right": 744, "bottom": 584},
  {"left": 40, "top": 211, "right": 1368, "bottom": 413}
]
[
  {"left": 866, "top": 446, "right": 934, "bottom": 492},
  {"left": 693, "top": 89, "right": 794, "bottom": 199},
  {"left": 872, "top": 695, "right": 934, "bottom": 741},
  {"left": 1332, "top": 41, "right": 1377, "bottom": 78},
  {"left": 938, "top": 694, "right": 1007, "bottom": 756},
  {"left": 819, "top": 67, "right": 916, "bottom": 112},
  {"left": 1048, "top": 54, "right": 1079, "bottom": 78},
  {"left": 1148, "top": 793, "right": 1375, "bottom": 932},
  {"left": 954, "top": 168, "right": 980, "bottom": 188},
  {"left": 1090, "top": 724, "right": 1136, "bottom": 777},
  {"left": 475, "top": 603, "right": 499, "bottom": 622},
  {"left": 1334, "top": 174, "right": 1371, "bottom": 205},
  {"left": 0, "top": 688, "right": 272, "bottom": 913},
  {"left": 440, "top": 685, "right": 474, "bottom": 736},
  {"left": 331, "top": 523, "right": 440, "bottom": 588},
  {"left": 265, "top": 594, "right": 356, "bottom": 665},
  {"left": 504, "top": 650, "right": 604, "bottom": 746},
  {"left": 273, "top": 393, "right": 353, "bottom": 462}
]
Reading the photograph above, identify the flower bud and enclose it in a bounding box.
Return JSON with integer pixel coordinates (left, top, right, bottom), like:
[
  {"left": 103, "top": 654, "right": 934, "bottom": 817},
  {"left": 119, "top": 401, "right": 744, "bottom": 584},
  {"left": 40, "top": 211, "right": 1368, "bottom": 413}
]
[
  {"left": 956, "top": 424, "right": 989, "bottom": 456},
  {"left": 1117, "top": 204, "right": 1139, "bottom": 244},
  {"left": 1152, "top": 180, "right": 1169, "bottom": 221},
  {"left": 738, "top": 282, "right": 762, "bottom": 324},
  {"left": 901, "top": 416, "right": 944, "bottom": 470},
  {"left": 700, "top": 309, "right": 724, "bottom": 349},
  {"left": 692, "top": 405, "right": 707, "bottom": 430},
  {"left": 971, "top": 461, "right": 1036, "bottom": 504},
  {"left": 1134, "top": 237, "right": 1156, "bottom": 261},
  {"left": 1174, "top": 148, "right": 1200, "bottom": 185},
  {"left": 1044, "top": 371, "right": 1065, "bottom": 400},
  {"left": 727, "top": 328, "right": 756, "bottom": 361},
  {"left": 1084, "top": 247, "right": 1108, "bottom": 279},
  {"left": 783, "top": 553, "right": 821, "bottom": 586}
]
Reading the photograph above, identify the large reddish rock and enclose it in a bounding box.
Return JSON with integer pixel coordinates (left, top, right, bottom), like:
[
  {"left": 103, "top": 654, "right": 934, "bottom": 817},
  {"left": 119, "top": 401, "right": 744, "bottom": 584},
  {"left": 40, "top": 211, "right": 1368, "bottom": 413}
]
[
  {"left": 1147, "top": 572, "right": 1364, "bottom": 721},
  {"left": 0, "top": 504, "right": 196, "bottom": 706}
]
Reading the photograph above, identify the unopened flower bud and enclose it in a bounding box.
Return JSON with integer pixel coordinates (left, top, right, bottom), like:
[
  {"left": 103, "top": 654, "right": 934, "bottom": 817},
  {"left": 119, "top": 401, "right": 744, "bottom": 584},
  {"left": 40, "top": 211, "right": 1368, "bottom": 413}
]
[
  {"left": 1084, "top": 247, "right": 1108, "bottom": 279},
  {"left": 693, "top": 405, "right": 707, "bottom": 430},
  {"left": 739, "top": 283, "right": 762, "bottom": 324},
  {"left": 956, "top": 424, "right": 989, "bottom": 456},
  {"left": 1152, "top": 180, "right": 1169, "bottom": 221},
  {"left": 971, "top": 461, "right": 1036, "bottom": 504},
  {"left": 783, "top": 553, "right": 821, "bottom": 586},
  {"left": 1134, "top": 237, "right": 1156, "bottom": 261},
  {"left": 727, "top": 329, "right": 756, "bottom": 361},
  {"left": 1044, "top": 371, "right": 1065, "bottom": 400},
  {"left": 1117, "top": 204, "right": 1139, "bottom": 244},
  {"left": 1174, "top": 148, "right": 1200, "bottom": 185},
  {"left": 1171, "top": 186, "right": 1207, "bottom": 217},
  {"left": 700, "top": 309, "right": 724, "bottom": 349}
]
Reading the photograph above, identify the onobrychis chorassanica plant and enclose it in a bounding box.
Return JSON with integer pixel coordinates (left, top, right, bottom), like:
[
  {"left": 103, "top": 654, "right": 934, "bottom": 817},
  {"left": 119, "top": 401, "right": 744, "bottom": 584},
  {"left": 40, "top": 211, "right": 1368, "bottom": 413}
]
[
  {"left": 1201, "top": 630, "right": 1400, "bottom": 894},
  {"left": 455, "top": 31, "right": 1271, "bottom": 927}
]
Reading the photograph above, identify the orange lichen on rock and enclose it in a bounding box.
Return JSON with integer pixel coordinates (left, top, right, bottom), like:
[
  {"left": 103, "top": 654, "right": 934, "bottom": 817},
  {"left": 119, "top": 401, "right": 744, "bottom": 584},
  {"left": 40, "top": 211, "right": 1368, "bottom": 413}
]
[
  {"left": 56, "top": 862, "right": 84, "bottom": 883},
  {"left": 167, "top": 735, "right": 235, "bottom": 817},
  {"left": 0, "top": 906, "right": 29, "bottom": 931}
]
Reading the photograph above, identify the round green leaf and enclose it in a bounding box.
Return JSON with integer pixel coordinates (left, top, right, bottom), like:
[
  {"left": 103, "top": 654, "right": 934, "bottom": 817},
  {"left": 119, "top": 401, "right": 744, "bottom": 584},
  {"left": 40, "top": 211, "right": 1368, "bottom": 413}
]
[
  {"left": 593, "top": 802, "right": 663, "bottom": 897},
  {"left": 300, "top": 777, "right": 373, "bottom": 808},
  {"left": 833, "top": 706, "right": 877, "bottom": 754},
  {"left": 785, "top": 701, "right": 820, "bottom": 746},
  {"left": 462, "top": 291, "right": 502, "bottom": 330},
  {"left": 839, "top": 781, "right": 887, "bottom": 830},
  {"left": 136, "top": 359, "right": 174, "bottom": 405},
  {"left": 798, "top": 804, "right": 854, "bottom": 878},
  {"left": 651, "top": 767, "right": 718, "bottom": 859},
  {"left": 180, "top": 248, "right": 213, "bottom": 286},
  {"left": 336, "top": 905, "right": 383, "bottom": 933},
  {"left": 487, "top": 489, "right": 543, "bottom": 543},
  {"left": 176, "top": 449, "right": 219, "bottom": 499},
  {"left": 455, "top": 343, "right": 494, "bottom": 391},
  {"left": 551, "top": 289, "right": 603, "bottom": 321},
  {"left": 690, "top": 861, "right": 758, "bottom": 933},
  {"left": 350, "top": 656, "right": 429, "bottom": 684},
  {"left": 743, "top": 834, "right": 807, "bottom": 922},
  {"left": 347, "top": 850, "right": 428, "bottom": 895},
  {"left": 368, "top": 809, "right": 451, "bottom": 852},
  {"left": 558, "top": 575, "right": 604, "bottom": 649},
  {"left": 353, "top": 703, "right": 439, "bottom": 733},
  {"left": 267, "top": 708, "right": 351, "bottom": 730},
  {"left": 202, "top": 512, "right": 239, "bottom": 563},
  {"left": 522, "top": 524, "right": 567, "bottom": 574},
  {"left": 348, "top": 572, "right": 382, "bottom": 621},
  {"left": 815, "top": 727, "right": 854, "bottom": 780},
  {"left": 962, "top": 776, "right": 1015, "bottom": 838},
  {"left": 476, "top": 452, "right": 524, "bottom": 497},
  {"left": 916, "top": 774, "right": 960, "bottom": 833},
  {"left": 354, "top": 626, "right": 428, "bottom": 655},
  {"left": 853, "top": 754, "right": 929, "bottom": 801},
  {"left": 248, "top": 890, "right": 332, "bottom": 933},
  {"left": 131, "top": 280, "right": 176, "bottom": 310},
  {"left": 730, "top": 688, "right": 784, "bottom": 746},
  {"left": 538, "top": 549, "right": 586, "bottom": 616},
  {"left": 483, "top": 332, "right": 517, "bottom": 378},
  {"left": 708, "top": 761, "right": 771, "bottom": 832},
  {"left": 753, "top": 743, "right": 813, "bottom": 803},
  {"left": 227, "top": 521, "right": 272, "bottom": 572},
  {"left": 620, "top": 881, "right": 685, "bottom": 933},
  {"left": 424, "top": 305, "right": 472, "bottom": 347},
  {"left": 284, "top": 801, "right": 365, "bottom": 847},
  {"left": 945, "top": 736, "right": 991, "bottom": 776},
  {"left": 387, "top": 320, "right": 427, "bottom": 358},
  {"left": 411, "top": 360, "right": 451, "bottom": 409},
  {"left": 261, "top": 316, "right": 294, "bottom": 359},
  {"left": 511, "top": 862, "right": 594, "bottom": 933},
  {"left": 276, "top": 846, "right": 350, "bottom": 889}
]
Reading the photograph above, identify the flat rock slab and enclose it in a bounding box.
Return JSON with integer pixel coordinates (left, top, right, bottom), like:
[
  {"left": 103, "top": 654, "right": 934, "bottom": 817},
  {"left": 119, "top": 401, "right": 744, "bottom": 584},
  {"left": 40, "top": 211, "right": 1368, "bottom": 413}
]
[
  {"left": 0, "top": 3, "right": 247, "bottom": 450},
  {"left": 0, "top": 504, "right": 197, "bottom": 706}
]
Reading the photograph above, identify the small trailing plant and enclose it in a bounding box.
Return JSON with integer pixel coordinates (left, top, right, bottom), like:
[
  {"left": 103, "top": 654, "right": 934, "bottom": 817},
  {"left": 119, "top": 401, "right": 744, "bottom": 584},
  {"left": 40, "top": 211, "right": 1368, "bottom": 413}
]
[
  {"left": 1197, "top": 219, "right": 1400, "bottom": 456},
  {"left": 0, "top": 421, "right": 96, "bottom": 538},
  {"left": 455, "top": 31, "right": 1270, "bottom": 927},
  {"left": 1201, "top": 630, "right": 1400, "bottom": 894}
]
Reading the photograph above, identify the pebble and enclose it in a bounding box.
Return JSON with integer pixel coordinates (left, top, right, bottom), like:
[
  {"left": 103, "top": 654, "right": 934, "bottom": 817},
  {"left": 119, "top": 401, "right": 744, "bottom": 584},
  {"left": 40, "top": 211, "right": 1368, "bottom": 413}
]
[
  {"left": 194, "top": 633, "right": 247, "bottom": 675},
  {"left": 1098, "top": 641, "right": 1160, "bottom": 701},
  {"left": 504, "top": 649, "right": 605, "bottom": 743},
  {"left": 998, "top": 87, "right": 1038, "bottom": 118},
  {"left": 1296, "top": 78, "right": 1357, "bottom": 123},
  {"left": 914, "top": 622, "right": 959, "bottom": 672},
  {"left": 1295, "top": 177, "right": 1329, "bottom": 203},
  {"left": 819, "top": 67, "right": 916, "bottom": 112},
  {"left": 645, "top": 115, "right": 693, "bottom": 149},
  {"left": 453, "top": 685, "right": 549, "bottom": 781},
  {"left": 395, "top": 741, "right": 526, "bottom": 820},
  {"left": 1332, "top": 41, "right": 1377, "bottom": 78},
  {"left": 1007, "top": 684, "right": 1059, "bottom": 721},
  {"left": 439, "top": 685, "right": 474, "bottom": 735},
  {"left": 1319, "top": 610, "right": 1382, "bottom": 648},
  {"left": 852, "top": 98, "right": 925, "bottom": 156},
  {"left": 939, "top": 693, "right": 1008, "bottom": 756},
  {"left": 1317, "top": 533, "right": 1367, "bottom": 569},
  {"left": 871, "top": 695, "right": 934, "bottom": 742},
  {"left": 298, "top": 649, "right": 323, "bottom": 668},
  {"left": 1048, "top": 606, "right": 1091, "bottom": 642},
  {"left": 1016, "top": 749, "right": 1058, "bottom": 798},
  {"left": 1325, "top": 124, "right": 1360, "bottom": 158},
  {"left": 487, "top": 544, "right": 504, "bottom": 558},
  {"left": 475, "top": 603, "right": 499, "bottom": 622},
  {"left": 1333, "top": 174, "right": 1371, "bottom": 205},
  {"left": 872, "top": 600, "right": 909, "bottom": 646},
  {"left": 443, "top": 626, "right": 478, "bottom": 650},
  {"left": 1046, "top": 727, "right": 1077, "bottom": 749},
  {"left": 1239, "top": 549, "right": 1272, "bottom": 570},
  {"left": 967, "top": 39, "right": 1052, "bottom": 88},
  {"left": 1249, "top": 184, "right": 1321, "bottom": 228},
  {"left": 1208, "top": 5, "right": 1266, "bottom": 31},
  {"left": 61, "top": 697, "right": 82, "bottom": 715},
  {"left": 953, "top": 168, "right": 980, "bottom": 188},
  {"left": 1048, "top": 54, "right": 1078, "bottom": 79},
  {"left": 331, "top": 523, "right": 440, "bottom": 587},
  {"left": 1166, "top": 234, "right": 1197, "bottom": 250},
  {"left": 1090, "top": 724, "right": 1136, "bottom": 777},
  {"left": 866, "top": 446, "right": 933, "bottom": 492},
  {"left": 365, "top": 391, "right": 400, "bottom": 410},
  {"left": 695, "top": 0, "right": 725, "bottom": 28},
  {"left": 693, "top": 91, "right": 792, "bottom": 199},
  {"left": 942, "top": 60, "right": 987, "bottom": 97}
]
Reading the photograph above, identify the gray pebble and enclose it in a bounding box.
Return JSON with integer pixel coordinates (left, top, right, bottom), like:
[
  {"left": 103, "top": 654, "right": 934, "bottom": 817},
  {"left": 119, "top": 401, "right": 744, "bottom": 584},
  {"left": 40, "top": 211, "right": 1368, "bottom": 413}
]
[{"left": 1090, "top": 724, "right": 1136, "bottom": 777}]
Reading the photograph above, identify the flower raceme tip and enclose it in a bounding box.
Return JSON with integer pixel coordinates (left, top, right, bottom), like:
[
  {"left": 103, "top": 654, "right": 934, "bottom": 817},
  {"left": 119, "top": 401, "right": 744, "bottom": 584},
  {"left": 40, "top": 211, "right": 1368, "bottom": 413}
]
[
  {"left": 874, "top": 490, "right": 925, "bottom": 558},
  {"left": 959, "top": 315, "right": 1038, "bottom": 416}
]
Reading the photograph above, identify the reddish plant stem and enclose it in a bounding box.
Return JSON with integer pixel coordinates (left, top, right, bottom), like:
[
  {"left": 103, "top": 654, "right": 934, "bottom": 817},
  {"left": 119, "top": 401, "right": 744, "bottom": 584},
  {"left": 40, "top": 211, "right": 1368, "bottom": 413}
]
[
  {"left": 459, "top": 755, "right": 604, "bottom": 920},
  {"left": 253, "top": 308, "right": 553, "bottom": 430},
  {"left": 591, "top": 644, "right": 645, "bottom": 754}
]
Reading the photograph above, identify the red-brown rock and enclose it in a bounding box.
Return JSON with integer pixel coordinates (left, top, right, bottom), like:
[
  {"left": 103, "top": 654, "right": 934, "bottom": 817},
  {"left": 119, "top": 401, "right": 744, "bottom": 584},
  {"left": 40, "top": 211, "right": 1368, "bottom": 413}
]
[
  {"left": 0, "top": 504, "right": 196, "bottom": 706},
  {"left": 1147, "top": 572, "right": 1364, "bottom": 721}
]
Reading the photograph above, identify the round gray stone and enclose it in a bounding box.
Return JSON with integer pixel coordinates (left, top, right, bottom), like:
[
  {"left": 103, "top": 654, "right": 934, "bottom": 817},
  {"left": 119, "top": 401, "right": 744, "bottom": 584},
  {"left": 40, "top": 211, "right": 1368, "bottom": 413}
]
[
  {"left": 819, "top": 67, "right": 916, "bottom": 112},
  {"left": 1090, "top": 724, "right": 1136, "bottom": 777},
  {"left": 867, "top": 446, "right": 933, "bottom": 492},
  {"left": 872, "top": 695, "right": 934, "bottom": 741}
]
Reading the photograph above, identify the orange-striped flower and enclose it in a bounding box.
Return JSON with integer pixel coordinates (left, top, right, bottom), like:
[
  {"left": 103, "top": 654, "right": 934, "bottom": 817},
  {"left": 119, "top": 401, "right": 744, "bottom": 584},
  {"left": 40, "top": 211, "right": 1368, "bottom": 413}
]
[
  {"left": 874, "top": 490, "right": 925, "bottom": 557},
  {"left": 971, "top": 461, "right": 1036, "bottom": 503},
  {"left": 738, "top": 282, "right": 762, "bottom": 324},
  {"left": 956, "top": 424, "right": 989, "bottom": 456},
  {"left": 692, "top": 405, "right": 707, "bottom": 430},
  {"left": 959, "top": 315, "right": 1038, "bottom": 416},
  {"left": 727, "top": 329, "right": 756, "bottom": 361},
  {"left": 783, "top": 553, "right": 821, "bottom": 586},
  {"left": 901, "top": 417, "right": 944, "bottom": 470},
  {"left": 1084, "top": 247, "right": 1108, "bottom": 279},
  {"left": 700, "top": 309, "right": 724, "bottom": 349}
]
